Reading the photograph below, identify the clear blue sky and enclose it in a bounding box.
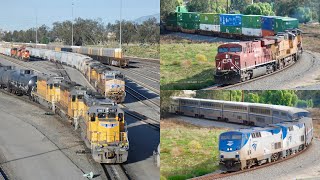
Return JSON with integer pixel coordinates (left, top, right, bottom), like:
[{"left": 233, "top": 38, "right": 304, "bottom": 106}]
[{"left": 0, "top": 0, "right": 159, "bottom": 31}]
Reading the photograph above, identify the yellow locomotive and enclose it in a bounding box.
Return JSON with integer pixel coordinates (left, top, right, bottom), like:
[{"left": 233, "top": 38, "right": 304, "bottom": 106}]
[{"left": 30, "top": 74, "right": 129, "bottom": 163}]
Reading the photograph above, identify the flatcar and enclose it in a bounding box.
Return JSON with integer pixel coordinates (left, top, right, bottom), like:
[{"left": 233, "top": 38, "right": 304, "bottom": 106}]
[
  {"left": 219, "top": 117, "right": 313, "bottom": 171},
  {"left": 215, "top": 30, "right": 303, "bottom": 84},
  {"left": 0, "top": 66, "right": 129, "bottom": 164},
  {"left": 170, "top": 97, "right": 310, "bottom": 127}
]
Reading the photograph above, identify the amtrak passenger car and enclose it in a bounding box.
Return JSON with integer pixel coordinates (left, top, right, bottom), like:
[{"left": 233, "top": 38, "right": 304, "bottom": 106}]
[
  {"left": 170, "top": 97, "right": 310, "bottom": 127},
  {"left": 219, "top": 117, "right": 313, "bottom": 171}
]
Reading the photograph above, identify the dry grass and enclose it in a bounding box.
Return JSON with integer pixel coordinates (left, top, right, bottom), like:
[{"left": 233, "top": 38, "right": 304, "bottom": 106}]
[
  {"left": 300, "top": 24, "right": 320, "bottom": 53},
  {"left": 308, "top": 108, "right": 320, "bottom": 139},
  {"left": 160, "top": 119, "right": 227, "bottom": 180}
]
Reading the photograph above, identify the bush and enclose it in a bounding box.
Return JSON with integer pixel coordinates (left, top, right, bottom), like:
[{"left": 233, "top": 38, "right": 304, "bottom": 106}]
[{"left": 196, "top": 54, "right": 207, "bottom": 62}]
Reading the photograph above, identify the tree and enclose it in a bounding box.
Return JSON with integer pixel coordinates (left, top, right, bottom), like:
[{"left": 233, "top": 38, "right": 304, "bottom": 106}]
[
  {"left": 160, "top": 0, "right": 182, "bottom": 20},
  {"left": 292, "top": 7, "right": 312, "bottom": 23},
  {"left": 244, "top": 2, "right": 275, "bottom": 15},
  {"left": 187, "top": 0, "right": 210, "bottom": 13}
]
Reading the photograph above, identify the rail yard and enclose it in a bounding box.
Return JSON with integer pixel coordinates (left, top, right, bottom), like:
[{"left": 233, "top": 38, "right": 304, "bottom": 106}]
[{"left": 0, "top": 43, "right": 160, "bottom": 179}]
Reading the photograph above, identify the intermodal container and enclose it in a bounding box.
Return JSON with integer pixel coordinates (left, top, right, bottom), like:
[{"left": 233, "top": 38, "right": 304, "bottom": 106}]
[
  {"left": 200, "top": 13, "right": 220, "bottom": 25},
  {"left": 182, "top": 22, "right": 200, "bottom": 30},
  {"left": 261, "top": 16, "right": 277, "bottom": 31},
  {"left": 220, "top": 14, "right": 242, "bottom": 26},
  {"left": 262, "top": 29, "right": 275, "bottom": 37},
  {"left": 242, "top": 28, "right": 262, "bottom": 37},
  {"left": 220, "top": 25, "right": 242, "bottom": 34},
  {"left": 275, "top": 17, "right": 299, "bottom": 33},
  {"left": 242, "top": 15, "right": 262, "bottom": 29},
  {"left": 199, "top": 24, "right": 220, "bottom": 32},
  {"left": 181, "top": 12, "right": 200, "bottom": 23}
]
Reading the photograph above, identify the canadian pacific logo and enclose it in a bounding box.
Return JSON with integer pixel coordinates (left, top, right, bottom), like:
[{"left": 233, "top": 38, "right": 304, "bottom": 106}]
[
  {"left": 227, "top": 141, "right": 233, "bottom": 146},
  {"left": 100, "top": 123, "right": 118, "bottom": 128}
]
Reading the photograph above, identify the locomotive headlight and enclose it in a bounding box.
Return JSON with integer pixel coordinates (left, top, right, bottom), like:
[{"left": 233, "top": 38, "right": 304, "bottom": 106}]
[
  {"left": 231, "top": 66, "right": 234, "bottom": 69},
  {"left": 226, "top": 54, "right": 229, "bottom": 58},
  {"left": 218, "top": 67, "right": 221, "bottom": 70},
  {"left": 236, "top": 151, "right": 239, "bottom": 154}
]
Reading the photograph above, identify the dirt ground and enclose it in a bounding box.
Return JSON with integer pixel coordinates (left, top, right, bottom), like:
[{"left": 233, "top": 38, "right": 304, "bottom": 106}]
[{"left": 308, "top": 108, "right": 320, "bottom": 139}]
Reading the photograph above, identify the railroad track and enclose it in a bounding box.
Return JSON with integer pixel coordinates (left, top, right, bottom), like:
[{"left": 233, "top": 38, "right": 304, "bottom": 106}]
[
  {"left": 55, "top": 62, "right": 71, "bottom": 81},
  {"left": 103, "top": 164, "right": 130, "bottom": 180},
  {"left": 125, "top": 69, "right": 159, "bottom": 83},
  {"left": 0, "top": 167, "right": 9, "bottom": 180},
  {"left": 126, "top": 85, "right": 160, "bottom": 110},
  {"left": 204, "top": 53, "right": 307, "bottom": 90},
  {"left": 194, "top": 143, "right": 312, "bottom": 180}
]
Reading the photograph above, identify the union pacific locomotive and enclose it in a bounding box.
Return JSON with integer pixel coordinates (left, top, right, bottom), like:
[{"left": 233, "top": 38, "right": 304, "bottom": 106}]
[{"left": 0, "top": 65, "right": 129, "bottom": 163}]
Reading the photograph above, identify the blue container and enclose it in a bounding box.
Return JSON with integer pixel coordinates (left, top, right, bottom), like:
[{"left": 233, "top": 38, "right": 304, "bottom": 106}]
[
  {"left": 219, "top": 14, "right": 242, "bottom": 26},
  {"left": 261, "top": 16, "right": 277, "bottom": 31}
]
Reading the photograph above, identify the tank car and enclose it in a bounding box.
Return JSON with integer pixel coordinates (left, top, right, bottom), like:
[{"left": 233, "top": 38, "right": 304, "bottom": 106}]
[{"left": 0, "top": 68, "right": 37, "bottom": 96}]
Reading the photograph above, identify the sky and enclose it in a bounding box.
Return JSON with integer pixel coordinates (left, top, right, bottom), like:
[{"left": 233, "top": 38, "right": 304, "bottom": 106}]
[{"left": 0, "top": 0, "right": 159, "bottom": 31}]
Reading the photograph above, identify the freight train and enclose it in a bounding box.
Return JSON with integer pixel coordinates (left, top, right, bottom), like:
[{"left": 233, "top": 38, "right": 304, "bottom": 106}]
[
  {"left": 165, "top": 11, "right": 299, "bottom": 40},
  {"left": 0, "top": 65, "right": 129, "bottom": 163},
  {"left": 169, "top": 97, "right": 313, "bottom": 171},
  {"left": 215, "top": 29, "right": 303, "bottom": 84},
  {"left": 0, "top": 46, "right": 126, "bottom": 103},
  {"left": 1, "top": 42, "right": 129, "bottom": 67}
]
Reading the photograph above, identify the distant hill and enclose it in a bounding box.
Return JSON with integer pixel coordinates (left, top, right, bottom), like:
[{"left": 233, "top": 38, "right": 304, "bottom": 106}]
[{"left": 134, "top": 13, "right": 160, "bottom": 24}]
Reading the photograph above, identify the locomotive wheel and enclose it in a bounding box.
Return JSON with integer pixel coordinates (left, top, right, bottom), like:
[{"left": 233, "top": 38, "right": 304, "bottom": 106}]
[{"left": 271, "top": 153, "right": 279, "bottom": 162}]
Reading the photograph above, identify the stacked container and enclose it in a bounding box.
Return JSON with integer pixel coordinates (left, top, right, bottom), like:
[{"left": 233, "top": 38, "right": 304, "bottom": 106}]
[
  {"left": 242, "top": 15, "right": 262, "bottom": 37},
  {"left": 199, "top": 13, "right": 220, "bottom": 32},
  {"left": 219, "top": 14, "right": 242, "bottom": 34},
  {"left": 274, "top": 17, "right": 299, "bottom": 33},
  {"left": 261, "top": 16, "right": 277, "bottom": 36},
  {"left": 180, "top": 12, "right": 200, "bottom": 30}
]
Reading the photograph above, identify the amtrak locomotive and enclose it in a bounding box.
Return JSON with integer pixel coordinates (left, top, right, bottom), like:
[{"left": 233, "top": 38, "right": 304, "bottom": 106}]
[
  {"left": 169, "top": 97, "right": 313, "bottom": 171},
  {"left": 219, "top": 117, "right": 313, "bottom": 171}
]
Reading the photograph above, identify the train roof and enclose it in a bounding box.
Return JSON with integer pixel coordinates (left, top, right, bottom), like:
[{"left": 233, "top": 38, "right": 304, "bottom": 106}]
[{"left": 172, "top": 97, "right": 309, "bottom": 114}]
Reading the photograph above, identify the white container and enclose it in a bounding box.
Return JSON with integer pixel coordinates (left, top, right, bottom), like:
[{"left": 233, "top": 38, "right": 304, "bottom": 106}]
[
  {"left": 242, "top": 28, "right": 262, "bottom": 37},
  {"left": 200, "top": 24, "right": 220, "bottom": 32}
]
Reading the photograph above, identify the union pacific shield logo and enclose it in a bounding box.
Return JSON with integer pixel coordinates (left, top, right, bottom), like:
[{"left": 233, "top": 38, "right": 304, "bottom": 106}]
[{"left": 100, "top": 123, "right": 118, "bottom": 128}]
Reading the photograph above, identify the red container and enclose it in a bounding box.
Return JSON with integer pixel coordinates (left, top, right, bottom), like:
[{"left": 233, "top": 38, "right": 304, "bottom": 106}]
[{"left": 262, "top": 30, "right": 275, "bottom": 37}]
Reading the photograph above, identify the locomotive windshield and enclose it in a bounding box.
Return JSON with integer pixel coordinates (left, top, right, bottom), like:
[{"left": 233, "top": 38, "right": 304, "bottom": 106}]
[
  {"left": 218, "top": 47, "right": 242, "bottom": 53},
  {"left": 220, "top": 134, "right": 242, "bottom": 140},
  {"left": 292, "top": 112, "right": 310, "bottom": 120}
]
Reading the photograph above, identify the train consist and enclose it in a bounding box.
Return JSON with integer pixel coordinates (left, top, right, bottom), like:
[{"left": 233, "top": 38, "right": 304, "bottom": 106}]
[
  {"left": 215, "top": 30, "right": 303, "bottom": 84},
  {"left": 164, "top": 9, "right": 303, "bottom": 85},
  {"left": 0, "top": 46, "right": 126, "bottom": 103},
  {"left": 0, "top": 64, "right": 129, "bottom": 163},
  {"left": 1, "top": 42, "right": 129, "bottom": 67},
  {"left": 165, "top": 9, "right": 299, "bottom": 39},
  {"left": 170, "top": 97, "right": 313, "bottom": 171}
]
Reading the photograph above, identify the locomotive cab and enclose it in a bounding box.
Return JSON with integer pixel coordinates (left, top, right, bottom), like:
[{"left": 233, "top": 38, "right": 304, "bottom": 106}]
[
  {"left": 103, "top": 71, "right": 126, "bottom": 103},
  {"left": 219, "top": 131, "right": 248, "bottom": 171},
  {"left": 86, "top": 103, "right": 129, "bottom": 163},
  {"left": 215, "top": 44, "right": 242, "bottom": 84}
]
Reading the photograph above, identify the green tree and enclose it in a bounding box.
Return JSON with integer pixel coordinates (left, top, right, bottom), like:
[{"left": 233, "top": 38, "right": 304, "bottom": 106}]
[
  {"left": 244, "top": 2, "right": 275, "bottom": 15},
  {"left": 245, "top": 93, "right": 260, "bottom": 103},
  {"left": 160, "top": 0, "right": 182, "bottom": 20},
  {"left": 292, "top": 7, "right": 312, "bottom": 23},
  {"left": 187, "top": 0, "right": 210, "bottom": 13}
]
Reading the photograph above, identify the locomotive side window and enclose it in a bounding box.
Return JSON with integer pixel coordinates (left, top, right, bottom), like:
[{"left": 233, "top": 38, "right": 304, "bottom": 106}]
[
  {"left": 72, "top": 95, "right": 76, "bottom": 102},
  {"left": 218, "top": 48, "right": 229, "bottom": 53}
]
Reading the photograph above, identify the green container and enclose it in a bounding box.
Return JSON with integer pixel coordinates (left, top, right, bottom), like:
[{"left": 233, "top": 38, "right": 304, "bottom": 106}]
[
  {"left": 182, "top": 22, "right": 200, "bottom": 30},
  {"left": 275, "top": 17, "right": 299, "bottom": 33},
  {"left": 200, "top": 13, "right": 220, "bottom": 25},
  {"left": 177, "top": 13, "right": 183, "bottom": 22},
  {"left": 167, "top": 20, "right": 177, "bottom": 26},
  {"left": 220, "top": 25, "right": 242, "bottom": 34},
  {"left": 242, "top": 15, "right": 262, "bottom": 28},
  {"left": 181, "top": 12, "right": 200, "bottom": 23},
  {"left": 176, "top": 6, "right": 188, "bottom": 13}
]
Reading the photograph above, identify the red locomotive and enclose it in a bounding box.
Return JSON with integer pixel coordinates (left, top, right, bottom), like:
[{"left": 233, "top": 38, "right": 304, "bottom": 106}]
[
  {"left": 214, "top": 29, "right": 303, "bottom": 84},
  {"left": 10, "top": 46, "right": 30, "bottom": 61}
]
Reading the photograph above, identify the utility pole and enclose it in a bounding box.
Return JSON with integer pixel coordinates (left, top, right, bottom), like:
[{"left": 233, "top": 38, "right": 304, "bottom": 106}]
[
  {"left": 35, "top": 9, "right": 38, "bottom": 44},
  {"left": 120, "top": 0, "right": 122, "bottom": 49},
  {"left": 227, "top": 0, "right": 229, "bottom": 14},
  {"left": 72, "top": 2, "right": 74, "bottom": 46},
  {"left": 242, "top": 90, "right": 244, "bottom": 102}
]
